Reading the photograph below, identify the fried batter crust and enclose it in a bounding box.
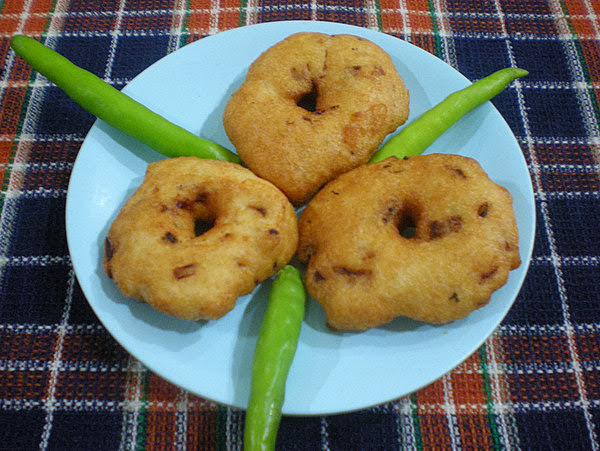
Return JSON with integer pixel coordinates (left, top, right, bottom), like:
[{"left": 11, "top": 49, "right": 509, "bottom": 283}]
[
  {"left": 103, "top": 157, "right": 298, "bottom": 320},
  {"left": 297, "top": 154, "right": 521, "bottom": 331},
  {"left": 223, "top": 32, "right": 409, "bottom": 204}
]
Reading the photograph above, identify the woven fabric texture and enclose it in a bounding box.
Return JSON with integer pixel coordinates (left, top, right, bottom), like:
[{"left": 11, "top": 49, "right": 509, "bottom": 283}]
[{"left": 1, "top": 0, "right": 600, "bottom": 449}]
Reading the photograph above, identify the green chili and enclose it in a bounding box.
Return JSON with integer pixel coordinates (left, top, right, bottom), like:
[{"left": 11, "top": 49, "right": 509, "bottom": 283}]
[
  {"left": 370, "top": 67, "right": 528, "bottom": 163},
  {"left": 9, "top": 35, "right": 240, "bottom": 164},
  {"left": 244, "top": 265, "right": 306, "bottom": 451}
]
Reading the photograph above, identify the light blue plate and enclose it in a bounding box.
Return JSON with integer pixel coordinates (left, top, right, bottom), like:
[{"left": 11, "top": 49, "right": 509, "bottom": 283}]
[{"left": 66, "top": 21, "right": 535, "bottom": 415}]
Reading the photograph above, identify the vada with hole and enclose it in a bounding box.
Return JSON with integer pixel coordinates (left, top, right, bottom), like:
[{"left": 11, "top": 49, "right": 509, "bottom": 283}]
[
  {"left": 103, "top": 157, "right": 298, "bottom": 320},
  {"left": 297, "top": 154, "right": 520, "bottom": 331},
  {"left": 223, "top": 32, "right": 410, "bottom": 204}
]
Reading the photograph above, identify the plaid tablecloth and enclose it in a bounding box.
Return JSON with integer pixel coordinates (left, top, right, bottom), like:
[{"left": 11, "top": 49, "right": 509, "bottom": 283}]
[{"left": 1, "top": 0, "right": 600, "bottom": 449}]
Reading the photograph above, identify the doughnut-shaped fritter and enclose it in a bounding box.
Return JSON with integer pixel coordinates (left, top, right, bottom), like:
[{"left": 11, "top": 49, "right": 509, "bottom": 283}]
[
  {"left": 223, "top": 32, "right": 410, "bottom": 204},
  {"left": 297, "top": 154, "right": 520, "bottom": 331},
  {"left": 103, "top": 157, "right": 298, "bottom": 320}
]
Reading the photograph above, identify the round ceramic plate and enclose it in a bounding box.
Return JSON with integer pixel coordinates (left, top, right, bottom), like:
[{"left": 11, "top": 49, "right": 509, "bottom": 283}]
[{"left": 66, "top": 21, "right": 535, "bottom": 415}]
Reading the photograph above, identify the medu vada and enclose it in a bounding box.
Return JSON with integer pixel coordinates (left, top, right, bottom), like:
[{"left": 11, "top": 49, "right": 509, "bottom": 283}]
[
  {"left": 297, "top": 154, "right": 521, "bottom": 331},
  {"left": 223, "top": 32, "right": 410, "bottom": 204},
  {"left": 103, "top": 157, "right": 298, "bottom": 321}
]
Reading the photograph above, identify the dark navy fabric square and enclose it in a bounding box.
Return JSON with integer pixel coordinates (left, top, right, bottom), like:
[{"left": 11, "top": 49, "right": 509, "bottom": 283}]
[
  {"left": 499, "top": 0, "right": 552, "bottom": 15},
  {"left": 490, "top": 87, "right": 526, "bottom": 137},
  {"left": 531, "top": 201, "right": 551, "bottom": 257},
  {"left": 53, "top": 35, "right": 113, "bottom": 78},
  {"left": 452, "top": 39, "right": 511, "bottom": 81},
  {"left": 67, "top": 0, "right": 121, "bottom": 13},
  {"left": 276, "top": 415, "right": 324, "bottom": 449},
  {"left": 327, "top": 410, "right": 399, "bottom": 449},
  {"left": 547, "top": 197, "right": 600, "bottom": 257},
  {"left": 503, "top": 262, "right": 563, "bottom": 326},
  {"left": 6, "top": 197, "right": 68, "bottom": 257},
  {"left": 0, "top": 410, "right": 46, "bottom": 449},
  {"left": 444, "top": 0, "right": 496, "bottom": 14},
  {"left": 111, "top": 35, "right": 171, "bottom": 80},
  {"left": 47, "top": 411, "right": 123, "bottom": 450},
  {"left": 125, "top": 0, "right": 175, "bottom": 11},
  {"left": 563, "top": 266, "right": 600, "bottom": 324},
  {"left": 511, "top": 39, "right": 571, "bottom": 83},
  {"left": 0, "top": 265, "right": 69, "bottom": 324},
  {"left": 69, "top": 282, "right": 103, "bottom": 325},
  {"left": 514, "top": 410, "right": 593, "bottom": 450},
  {"left": 35, "top": 86, "right": 96, "bottom": 136},
  {"left": 522, "top": 88, "right": 586, "bottom": 138}
]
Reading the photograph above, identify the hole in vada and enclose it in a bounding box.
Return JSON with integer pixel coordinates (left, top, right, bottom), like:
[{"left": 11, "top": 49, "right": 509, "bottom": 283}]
[
  {"left": 194, "top": 217, "right": 215, "bottom": 237},
  {"left": 478, "top": 202, "right": 490, "bottom": 217},
  {"left": 397, "top": 207, "right": 418, "bottom": 239},
  {"left": 296, "top": 82, "right": 318, "bottom": 112}
]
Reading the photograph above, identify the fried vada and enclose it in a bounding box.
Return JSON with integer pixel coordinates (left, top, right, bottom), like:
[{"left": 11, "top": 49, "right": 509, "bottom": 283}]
[
  {"left": 223, "top": 32, "right": 410, "bottom": 204},
  {"left": 297, "top": 154, "right": 521, "bottom": 331},
  {"left": 103, "top": 157, "right": 298, "bottom": 320}
]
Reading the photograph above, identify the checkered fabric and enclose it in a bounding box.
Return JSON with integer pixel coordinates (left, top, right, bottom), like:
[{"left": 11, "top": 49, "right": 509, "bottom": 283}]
[{"left": 1, "top": 0, "right": 599, "bottom": 449}]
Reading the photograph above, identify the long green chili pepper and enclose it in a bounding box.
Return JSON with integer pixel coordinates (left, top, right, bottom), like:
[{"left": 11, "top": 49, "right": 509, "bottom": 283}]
[
  {"left": 9, "top": 35, "right": 240, "bottom": 164},
  {"left": 244, "top": 265, "right": 306, "bottom": 451},
  {"left": 370, "top": 67, "right": 528, "bottom": 162}
]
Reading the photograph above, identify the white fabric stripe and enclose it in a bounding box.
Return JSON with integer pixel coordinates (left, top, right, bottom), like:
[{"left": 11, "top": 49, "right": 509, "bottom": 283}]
[
  {"left": 0, "top": 255, "right": 71, "bottom": 266},
  {"left": 395, "top": 0, "right": 413, "bottom": 43},
  {"left": 7, "top": 28, "right": 600, "bottom": 41},
  {"left": 3, "top": 354, "right": 599, "bottom": 376},
  {"left": 167, "top": 0, "right": 188, "bottom": 53},
  {"left": 0, "top": 398, "right": 216, "bottom": 414},
  {"left": 0, "top": 8, "right": 598, "bottom": 23},
  {"left": 3, "top": 318, "right": 600, "bottom": 336},
  {"left": 487, "top": 333, "right": 519, "bottom": 447},
  {"left": 3, "top": 317, "right": 600, "bottom": 335},
  {"left": 103, "top": 0, "right": 128, "bottom": 82},
  {"left": 320, "top": 416, "right": 331, "bottom": 450},
  {"left": 0, "top": 359, "right": 125, "bottom": 372},
  {"left": 5, "top": 28, "right": 600, "bottom": 42},
  {"left": 119, "top": 358, "right": 144, "bottom": 451},
  {"left": 0, "top": 323, "right": 105, "bottom": 332},
  {"left": 39, "top": 269, "right": 75, "bottom": 450},
  {"left": 310, "top": 0, "right": 318, "bottom": 22},
  {"left": 1, "top": 187, "right": 67, "bottom": 199},
  {"left": 365, "top": 0, "right": 379, "bottom": 31},
  {"left": 441, "top": 373, "right": 462, "bottom": 450},
  {"left": 225, "top": 408, "right": 243, "bottom": 450},
  {"left": 174, "top": 389, "right": 189, "bottom": 450},
  {"left": 435, "top": 0, "right": 458, "bottom": 68},
  {"left": 0, "top": 162, "right": 74, "bottom": 171},
  {"left": 394, "top": 396, "right": 418, "bottom": 449},
  {"left": 411, "top": 398, "right": 600, "bottom": 413},
  {"left": 208, "top": 0, "right": 222, "bottom": 36},
  {"left": 5, "top": 395, "right": 600, "bottom": 414},
  {"left": 244, "top": 0, "right": 259, "bottom": 26}
]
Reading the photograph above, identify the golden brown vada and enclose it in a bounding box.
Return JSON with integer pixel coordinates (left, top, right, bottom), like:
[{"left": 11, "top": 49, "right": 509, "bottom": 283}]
[
  {"left": 297, "top": 154, "right": 520, "bottom": 331},
  {"left": 223, "top": 32, "right": 410, "bottom": 204},
  {"left": 103, "top": 157, "right": 298, "bottom": 320}
]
